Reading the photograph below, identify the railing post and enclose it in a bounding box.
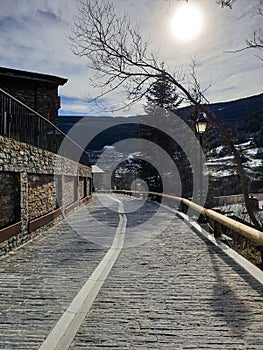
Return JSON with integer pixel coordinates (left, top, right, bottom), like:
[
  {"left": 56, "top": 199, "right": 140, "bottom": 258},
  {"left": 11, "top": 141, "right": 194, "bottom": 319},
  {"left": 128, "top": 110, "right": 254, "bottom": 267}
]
[
  {"left": 212, "top": 207, "right": 222, "bottom": 239},
  {"left": 260, "top": 247, "right": 263, "bottom": 269},
  {"left": 179, "top": 200, "right": 188, "bottom": 214},
  {"left": 3, "top": 111, "right": 7, "bottom": 137}
]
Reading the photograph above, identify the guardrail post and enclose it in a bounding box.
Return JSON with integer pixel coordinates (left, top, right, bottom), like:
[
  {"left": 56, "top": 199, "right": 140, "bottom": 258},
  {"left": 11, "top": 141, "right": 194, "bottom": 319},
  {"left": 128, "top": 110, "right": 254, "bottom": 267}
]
[
  {"left": 179, "top": 201, "right": 188, "bottom": 214},
  {"left": 212, "top": 207, "right": 222, "bottom": 239}
]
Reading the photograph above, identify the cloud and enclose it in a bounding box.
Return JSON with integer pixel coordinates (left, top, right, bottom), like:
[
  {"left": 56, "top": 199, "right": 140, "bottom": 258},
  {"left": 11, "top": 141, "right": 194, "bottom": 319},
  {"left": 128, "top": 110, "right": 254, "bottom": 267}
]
[
  {"left": 0, "top": 15, "right": 23, "bottom": 31},
  {"left": 59, "top": 94, "right": 142, "bottom": 117},
  {"left": 36, "top": 9, "right": 61, "bottom": 22},
  {"left": 59, "top": 95, "right": 107, "bottom": 115},
  {"left": 0, "top": 0, "right": 262, "bottom": 116}
]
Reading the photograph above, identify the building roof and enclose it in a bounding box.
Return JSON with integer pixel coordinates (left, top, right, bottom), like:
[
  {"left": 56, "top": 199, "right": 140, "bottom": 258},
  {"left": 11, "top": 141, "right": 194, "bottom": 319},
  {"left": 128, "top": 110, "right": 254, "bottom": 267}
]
[
  {"left": 91, "top": 165, "right": 105, "bottom": 174},
  {"left": 0, "top": 66, "right": 67, "bottom": 86}
]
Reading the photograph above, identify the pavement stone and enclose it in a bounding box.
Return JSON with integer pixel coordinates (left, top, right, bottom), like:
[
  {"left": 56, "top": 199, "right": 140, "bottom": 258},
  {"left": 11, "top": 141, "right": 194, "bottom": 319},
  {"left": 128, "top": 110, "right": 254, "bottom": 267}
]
[
  {"left": 0, "top": 198, "right": 110, "bottom": 350},
  {"left": 70, "top": 196, "right": 263, "bottom": 350},
  {"left": 0, "top": 194, "right": 263, "bottom": 350}
]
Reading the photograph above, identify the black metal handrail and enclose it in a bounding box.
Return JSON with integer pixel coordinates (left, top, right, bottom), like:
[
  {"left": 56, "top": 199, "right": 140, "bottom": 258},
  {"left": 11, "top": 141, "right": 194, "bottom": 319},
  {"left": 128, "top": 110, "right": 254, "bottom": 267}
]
[{"left": 0, "top": 88, "right": 90, "bottom": 166}]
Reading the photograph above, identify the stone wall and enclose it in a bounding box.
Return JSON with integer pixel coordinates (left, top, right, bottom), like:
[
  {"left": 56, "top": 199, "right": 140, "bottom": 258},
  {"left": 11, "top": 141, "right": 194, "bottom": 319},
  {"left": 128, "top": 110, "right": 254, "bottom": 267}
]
[
  {"left": 0, "top": 135, "right": 92, "bottom": 253},
  {"left": 63, "top": 176, "right": 77, "bottom": 207},
  {"left": 0, "top": 172, "right": 20, "bottom": 228},
  {"left": 78, "top": 177, "right": 86, "bottom": 199},
  {"left": 0, "top": 136, "right": 91, "bottom": 177},
  {"left": 28, "top": 174, "right": 57, "bottom": 221}
]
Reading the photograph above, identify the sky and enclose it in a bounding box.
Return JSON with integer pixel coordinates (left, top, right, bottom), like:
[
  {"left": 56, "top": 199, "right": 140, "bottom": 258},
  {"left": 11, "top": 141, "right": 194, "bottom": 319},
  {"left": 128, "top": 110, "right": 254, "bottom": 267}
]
[{"left": 0, "top": 0, "right": 262, "bottom": 117}]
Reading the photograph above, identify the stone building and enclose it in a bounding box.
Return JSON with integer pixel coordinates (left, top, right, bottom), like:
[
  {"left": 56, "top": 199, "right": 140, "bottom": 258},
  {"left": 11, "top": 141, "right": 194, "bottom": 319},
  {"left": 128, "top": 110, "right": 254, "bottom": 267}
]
[{"left": 0, "top": 66, "right": 67, "bottom": 126}]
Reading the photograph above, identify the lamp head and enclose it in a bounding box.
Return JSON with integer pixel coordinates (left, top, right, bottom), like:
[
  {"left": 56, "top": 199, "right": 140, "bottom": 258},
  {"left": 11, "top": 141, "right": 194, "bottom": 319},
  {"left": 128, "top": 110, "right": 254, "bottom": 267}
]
[{"left": 195, "top": 112, "right": 207, "bottom": 134}]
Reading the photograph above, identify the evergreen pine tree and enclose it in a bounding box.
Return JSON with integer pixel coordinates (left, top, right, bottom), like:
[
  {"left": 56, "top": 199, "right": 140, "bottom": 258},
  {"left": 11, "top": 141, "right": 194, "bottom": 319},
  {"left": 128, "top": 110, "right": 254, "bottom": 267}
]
[
  {"left": 145, "top": 72, "right": 182, "bottom": 115},
  {"left": 143, "top": 73, "right": 193, "bottom": 198}
]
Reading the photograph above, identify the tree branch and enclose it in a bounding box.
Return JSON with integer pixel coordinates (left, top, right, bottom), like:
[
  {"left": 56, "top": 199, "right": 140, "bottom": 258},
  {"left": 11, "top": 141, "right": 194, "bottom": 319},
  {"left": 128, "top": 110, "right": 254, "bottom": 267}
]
[{"left": 70, "top": 0, "right": 262, "bottom": 229}]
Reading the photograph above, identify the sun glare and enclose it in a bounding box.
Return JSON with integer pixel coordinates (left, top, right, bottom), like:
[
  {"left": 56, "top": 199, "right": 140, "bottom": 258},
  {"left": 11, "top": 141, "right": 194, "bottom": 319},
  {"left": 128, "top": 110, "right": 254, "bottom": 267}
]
[{"left": 170, "top": 3, "right": 203, "bottom": 42}]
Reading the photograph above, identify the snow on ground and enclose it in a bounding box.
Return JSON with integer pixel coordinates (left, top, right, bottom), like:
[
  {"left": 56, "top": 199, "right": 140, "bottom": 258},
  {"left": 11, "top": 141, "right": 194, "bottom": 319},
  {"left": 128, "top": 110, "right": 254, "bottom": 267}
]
[
  {"left": 245, "top": 148, "right": 260, "bottom": 156},
  {"left": 221, "top": 202, "right": 263, "bottom": 225},
  {"left": 207, "top": 140, "right": 262, "bottom": 178},
  {"left": 235, "top": 140, "right": 254, "bottom": 149},
  {"left": 210, "top": 169, "right": 236, "bottom": 177},
  {"left": 244, "top": 158, "right": 263, "bottom": 169}
]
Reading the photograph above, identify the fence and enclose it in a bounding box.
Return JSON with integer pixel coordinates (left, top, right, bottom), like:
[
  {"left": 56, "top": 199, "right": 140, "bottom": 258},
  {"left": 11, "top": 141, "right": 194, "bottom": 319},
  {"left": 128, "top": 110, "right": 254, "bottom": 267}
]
[
  {"left": 0, "top": 88, "right": 89, "bottom": 165},
  {"left": 108, "top": 189, "right": 263, "bottom": 247}
]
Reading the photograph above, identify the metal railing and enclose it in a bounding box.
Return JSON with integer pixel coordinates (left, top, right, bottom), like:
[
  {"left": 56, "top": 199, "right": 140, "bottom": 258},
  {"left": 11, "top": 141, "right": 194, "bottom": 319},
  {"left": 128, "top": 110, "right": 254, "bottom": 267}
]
[
  {"left": 0, "top": 88, "right": 89, "bottom": 165},
  {"left": 106, "top": 189, "right": 263, "bottom": 247}
]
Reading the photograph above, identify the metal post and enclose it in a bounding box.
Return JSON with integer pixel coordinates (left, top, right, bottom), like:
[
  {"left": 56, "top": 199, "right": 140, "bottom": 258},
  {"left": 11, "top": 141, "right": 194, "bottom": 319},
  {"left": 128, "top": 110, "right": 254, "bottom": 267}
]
[
  {"left": 198, "top": 134, "right": 206, "bottom": 223},
  {"left": 3, "top": 111, "right": 7, "bottom": 137},
  {"left": 200, "top": 134, "right": 203, "bottom": 205}
]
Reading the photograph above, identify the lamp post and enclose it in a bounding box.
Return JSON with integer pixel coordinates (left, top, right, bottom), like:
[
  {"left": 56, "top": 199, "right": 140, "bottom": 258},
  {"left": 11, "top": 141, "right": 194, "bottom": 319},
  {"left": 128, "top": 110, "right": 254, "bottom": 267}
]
[{"left": 195, "top": 112, "right": 207, "bottom": 207}]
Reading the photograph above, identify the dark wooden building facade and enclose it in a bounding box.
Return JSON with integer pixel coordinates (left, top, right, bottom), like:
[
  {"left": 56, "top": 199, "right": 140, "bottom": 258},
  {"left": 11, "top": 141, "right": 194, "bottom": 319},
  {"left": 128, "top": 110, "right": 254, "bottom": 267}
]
[{"left": 0, "top": 67, "right": 67, "bottom": 126}]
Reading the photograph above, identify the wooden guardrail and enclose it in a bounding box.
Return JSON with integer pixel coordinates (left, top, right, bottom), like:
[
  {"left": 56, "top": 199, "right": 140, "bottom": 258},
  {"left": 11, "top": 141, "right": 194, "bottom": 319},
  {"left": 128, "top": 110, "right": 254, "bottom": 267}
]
[{"left": 106, "top": 190, "right": 263, "bottom": 247}]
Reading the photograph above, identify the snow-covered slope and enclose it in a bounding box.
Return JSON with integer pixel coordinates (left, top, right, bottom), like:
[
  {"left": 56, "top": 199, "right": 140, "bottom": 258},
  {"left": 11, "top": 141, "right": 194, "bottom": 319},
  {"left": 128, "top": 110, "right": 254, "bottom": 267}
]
[{"left": 206, "top": 139, "right": 263, "bottom": 178}]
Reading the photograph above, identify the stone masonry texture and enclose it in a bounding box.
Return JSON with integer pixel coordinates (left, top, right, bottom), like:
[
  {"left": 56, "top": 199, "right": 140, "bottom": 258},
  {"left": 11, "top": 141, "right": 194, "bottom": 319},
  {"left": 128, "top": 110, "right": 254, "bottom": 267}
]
[
  {"left": 0, "top": 171, "right": 20, "bottom": 228},
  {"left": 63, "top": 175, "right": 77, "bottom": 207},
  {"left": 28, "top": 174, "right": 57, "bottom": 221},
  {"left": 78, "top": 177, "right": 86, "bottom": 199},
  {"left": 0, "top": 135, "right": 91, "bottom": 177},
  {"left": 0, "top": 135, "right": 91, "bottom": 252}
]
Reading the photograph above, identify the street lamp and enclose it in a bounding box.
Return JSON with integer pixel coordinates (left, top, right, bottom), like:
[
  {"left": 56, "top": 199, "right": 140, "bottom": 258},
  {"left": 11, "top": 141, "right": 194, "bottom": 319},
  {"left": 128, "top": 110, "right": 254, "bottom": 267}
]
[
  {"left": 195, "top": 112, "right": 208, "bottom": 135},
  {"left": 195, "top": 112, "right": 207, "bottom": 211}
]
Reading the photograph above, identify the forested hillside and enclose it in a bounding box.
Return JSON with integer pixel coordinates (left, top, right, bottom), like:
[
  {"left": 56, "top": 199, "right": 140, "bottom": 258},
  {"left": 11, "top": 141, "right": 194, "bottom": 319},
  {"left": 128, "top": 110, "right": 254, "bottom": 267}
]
[{"left": 59, "top": 93, "right": 263, "bottom": 197}]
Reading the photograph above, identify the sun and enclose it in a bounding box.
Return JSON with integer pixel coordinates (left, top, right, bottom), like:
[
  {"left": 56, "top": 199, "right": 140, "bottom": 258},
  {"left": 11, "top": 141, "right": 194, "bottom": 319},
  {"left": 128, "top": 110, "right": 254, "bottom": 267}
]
[{"left": 170, "top": 3, "right": 203, "bottom": 42}]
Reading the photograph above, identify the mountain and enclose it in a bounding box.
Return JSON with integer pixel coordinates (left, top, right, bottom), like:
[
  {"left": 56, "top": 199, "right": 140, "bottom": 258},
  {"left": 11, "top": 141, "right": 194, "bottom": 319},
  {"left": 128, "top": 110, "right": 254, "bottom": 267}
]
[
  {"left": 58, "top": 115, "right": 138, "bottom": 151},
  {"left": 59, "top": 93, "right": 263, "bottom": 147},
  {"left": 58, "top": 93, "right": 263, "bottom": 196},
  {"left": 175, "top": 94, "right": 263, "bottom": 195},
  {"left": 176, "top": 93, "right": 263, "bottom": 125}
]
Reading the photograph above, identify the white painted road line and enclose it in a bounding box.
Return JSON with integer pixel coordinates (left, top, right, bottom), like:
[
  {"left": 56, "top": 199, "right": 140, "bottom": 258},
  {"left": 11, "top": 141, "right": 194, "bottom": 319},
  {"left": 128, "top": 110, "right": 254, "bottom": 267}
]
[{"left": 39, "top": 198, "right": 127, "bottom": 350}]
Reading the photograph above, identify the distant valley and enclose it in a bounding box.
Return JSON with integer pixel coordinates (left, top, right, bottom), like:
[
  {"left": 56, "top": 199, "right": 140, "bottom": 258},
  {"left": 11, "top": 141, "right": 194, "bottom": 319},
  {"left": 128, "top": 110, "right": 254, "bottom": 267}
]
[{"left": 58, "top": 93, "right": 263, "bottom": 196}]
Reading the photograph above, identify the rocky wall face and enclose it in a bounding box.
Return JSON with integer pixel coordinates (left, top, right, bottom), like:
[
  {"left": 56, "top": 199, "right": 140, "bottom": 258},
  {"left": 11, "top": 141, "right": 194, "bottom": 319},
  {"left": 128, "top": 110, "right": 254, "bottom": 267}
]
[
  {"left": 0, "top": 135, "right": 92, "bottom": 178},
  {"left": 78, "top": 177, "right": 85, "bottom": 199},
  {"left": 0, "top": 172, "right": 20, "bottom": 229},
  {"left": 28, "top": 174, "right": 56, "bottom": 221},
  {"left": 63, "top": 176, "right": 77, "bottom": 207},
  {"left": 0, "top": 135, "right": 92, "bottom": 252}
]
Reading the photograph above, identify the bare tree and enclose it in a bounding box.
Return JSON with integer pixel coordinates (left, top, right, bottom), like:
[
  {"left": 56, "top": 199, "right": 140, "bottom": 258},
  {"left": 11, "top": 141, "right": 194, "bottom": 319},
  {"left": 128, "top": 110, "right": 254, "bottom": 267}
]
[
  {"left": 224, "top": 1, "right": 263, "bottom": 59},
  {"left": 167, "top": 0, "right": 237, "bottom": 8},
  {"left": 215, "top": 0, "right": 237, "bottom": 8},
  {"left": 247, "top": 0, "right": 263, "bottom": 53},
  {"left": 70, "top": 0, "right": 262, "bottom": 229}
]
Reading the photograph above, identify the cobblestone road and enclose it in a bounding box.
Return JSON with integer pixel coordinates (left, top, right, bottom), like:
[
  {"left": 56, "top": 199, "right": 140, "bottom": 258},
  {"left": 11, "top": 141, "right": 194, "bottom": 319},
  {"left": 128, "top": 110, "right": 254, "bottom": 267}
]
[
  {"left": 70, "top": 195, "right": 263, "bottom": 350},
  {"left": 0, "top": 196, "right": 112, "bottom": 350},
  {"left": 0, "top": 194, "right": 263, "bottom": 349}
]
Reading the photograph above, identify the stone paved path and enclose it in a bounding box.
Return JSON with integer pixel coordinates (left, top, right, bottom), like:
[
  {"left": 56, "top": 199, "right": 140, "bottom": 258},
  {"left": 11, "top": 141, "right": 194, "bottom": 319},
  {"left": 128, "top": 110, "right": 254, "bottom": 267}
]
[
  {"left": 69, "top": 195, "right": 263, "bottom": 350},
  {"left": 0, "top": 194, "right": 263, "bottom": 349},
  {"left": 0, "top": 197, "right": 111, "bottom": 350}
]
